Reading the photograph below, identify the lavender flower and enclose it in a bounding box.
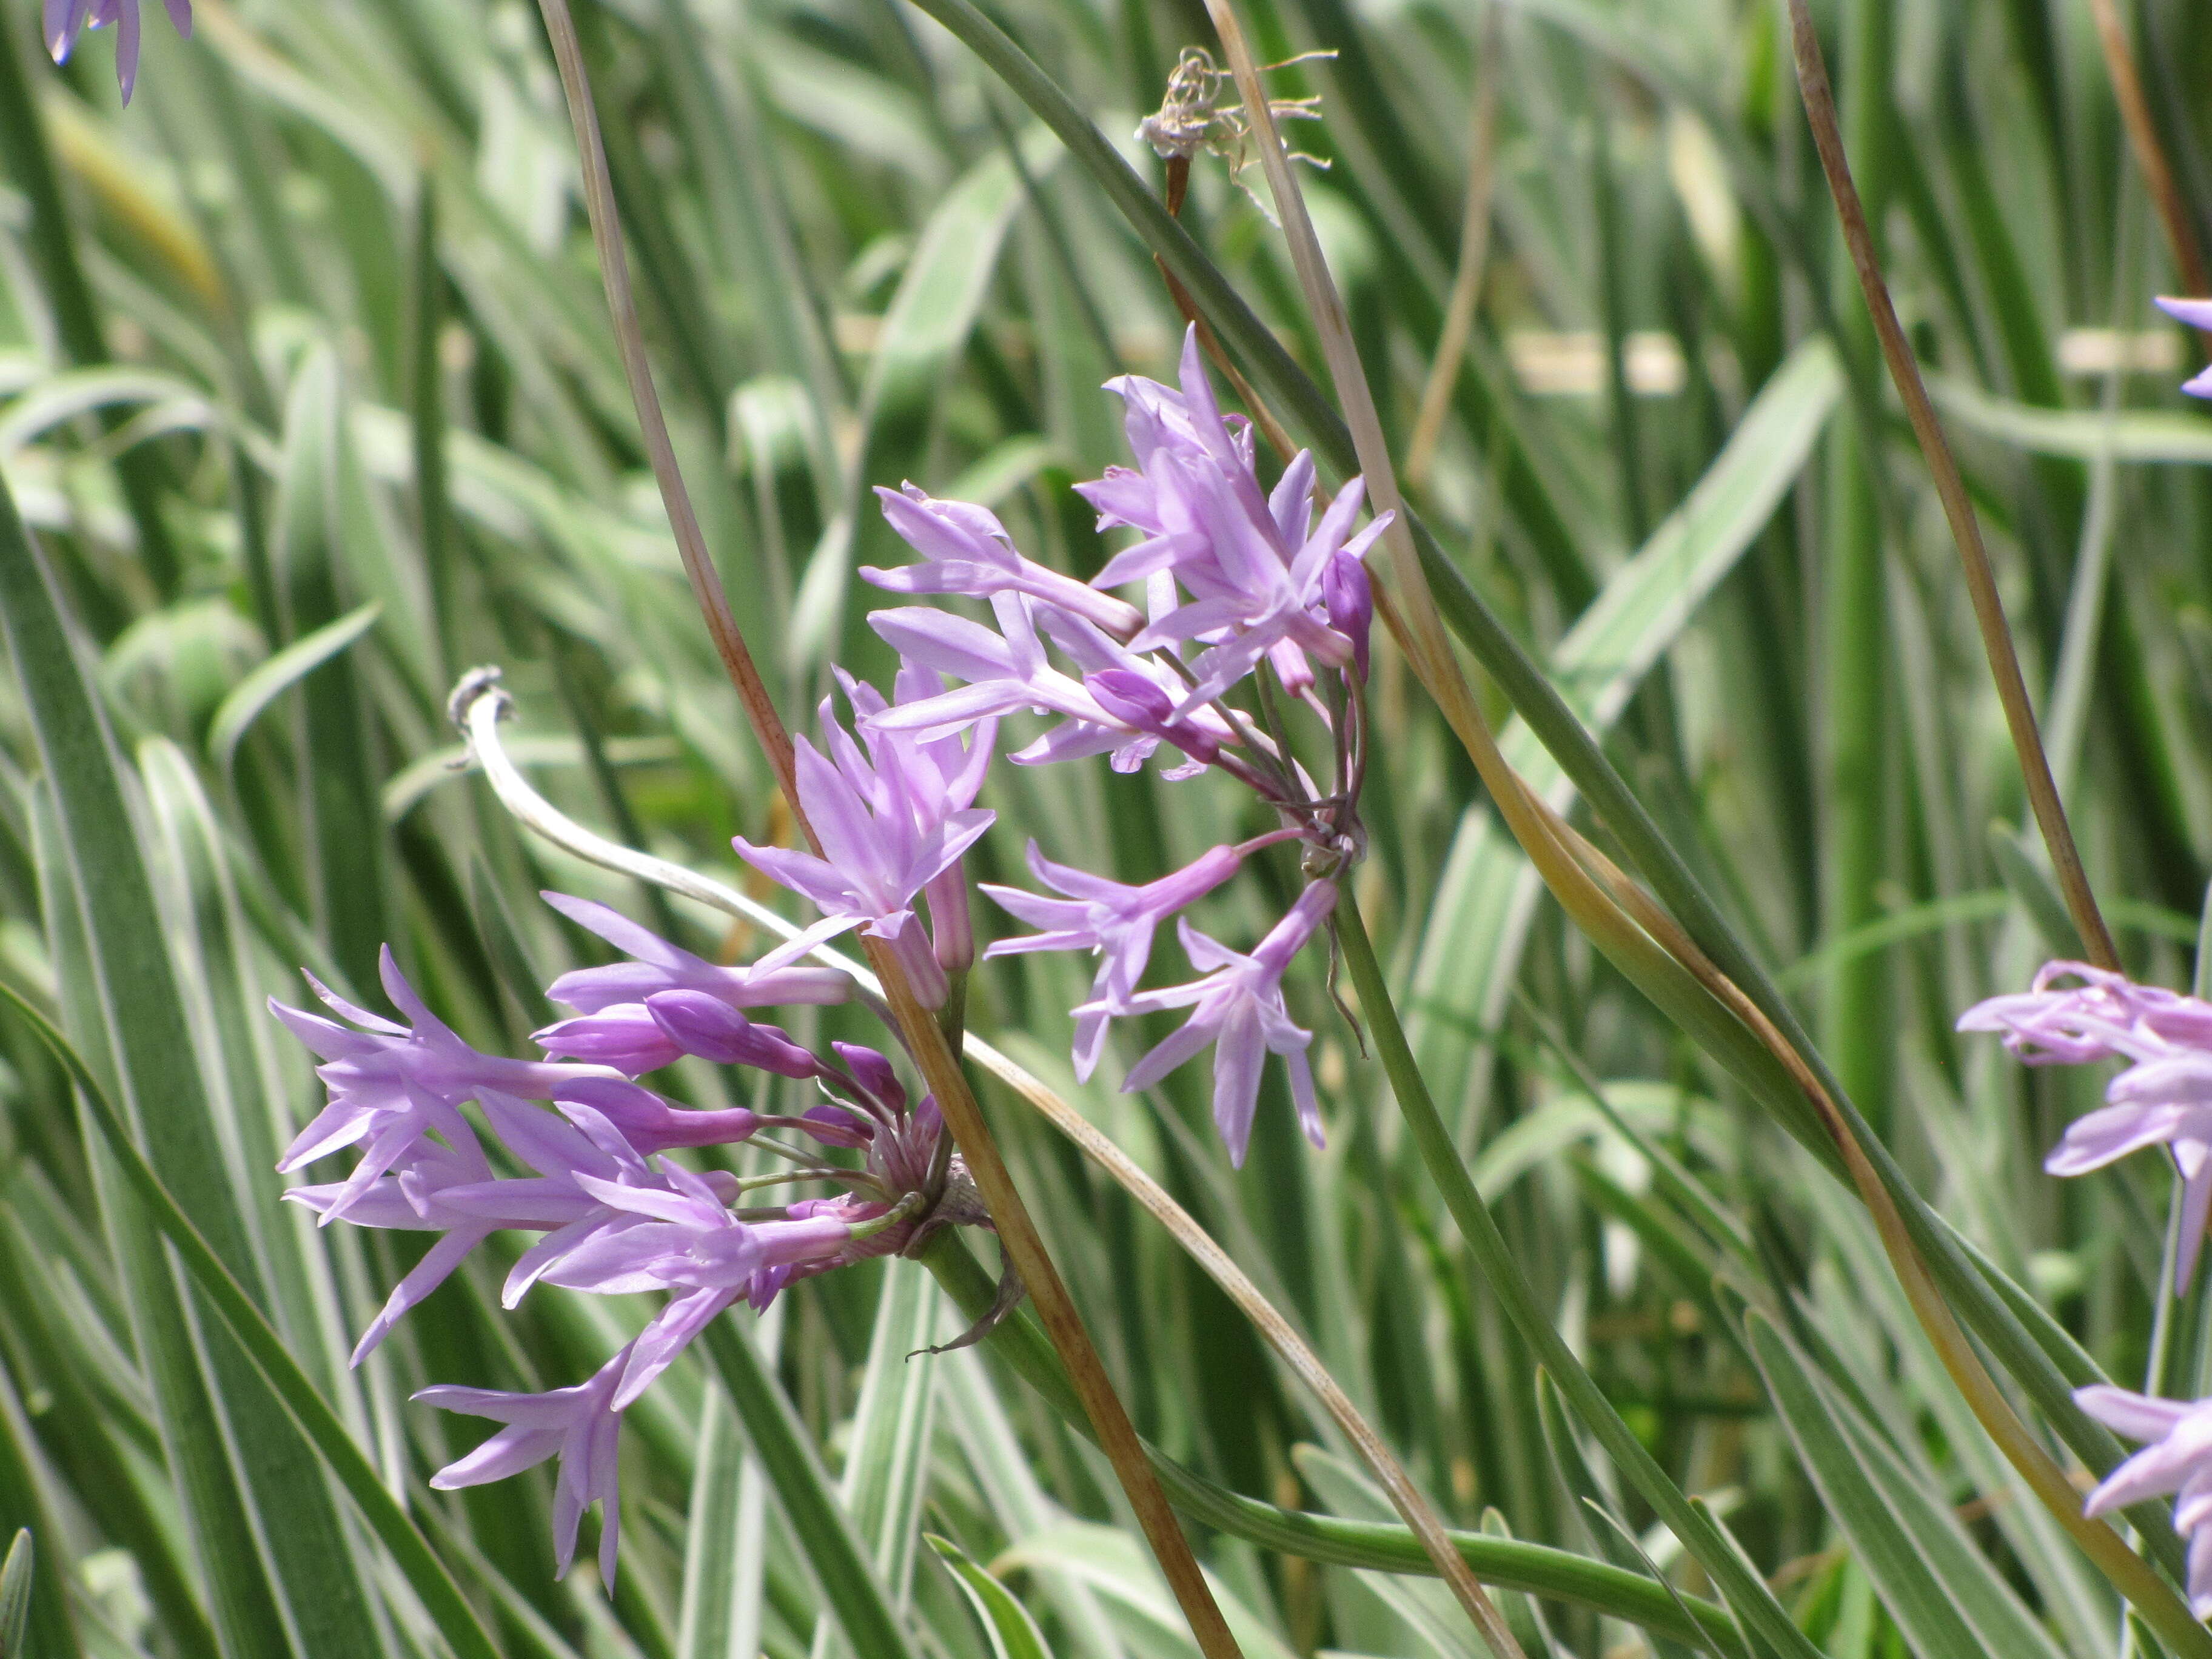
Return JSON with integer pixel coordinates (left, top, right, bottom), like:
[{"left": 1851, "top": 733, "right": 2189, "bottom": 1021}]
[
  {"left": 418, "top": 1347, "right": 631, "bottom": 1585},
  {"left": 1102, "top": 880, "right": 1338, "bottom": 1166},
  {"left": 270, "top": 949, "right": 611, "bottom": 1225},
  {"left": 1078, "top": 327, "right": 1389, "bottom": 708},
  {"left": 982, "top": 840, "right": 1245, "bottom": 1079},
  {"left": 865, "top": 483, "right": 1144, "bottom": 638},
  {"left": 867, "top": 596, "right": 1118, "bottom": 742},
  {"left": 1960, "top": 962, "right": 2212, "bottom": 1289},
  {"left": 2075, "top": 1384, "right": 2212, "bottom": 1614},
  {"left": 45, "top": 0, "right": 190, "bottom": 103},
  {"left": 2155, "top": 298, "right": 2212, "bottom": 400},
  {"left": 551, "top": 1076, "right": 763, "bottom": 1155},
  {"left": 541, "top": 891, "right": 851, "bottom": 1014},
  {"left": 735, "top": 685, "right": 996, "bottom": 1008}
]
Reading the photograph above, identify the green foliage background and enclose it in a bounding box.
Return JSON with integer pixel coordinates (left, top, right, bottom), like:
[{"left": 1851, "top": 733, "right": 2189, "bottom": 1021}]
[{"left": 4, "top": 0, "right": 2212, "bottom": 1654}]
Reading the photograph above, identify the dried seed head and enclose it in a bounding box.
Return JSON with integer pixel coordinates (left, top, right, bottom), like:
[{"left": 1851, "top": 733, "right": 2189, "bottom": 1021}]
[{"left": 1136, "top": 45, "right": 1336, "bottom": 218}]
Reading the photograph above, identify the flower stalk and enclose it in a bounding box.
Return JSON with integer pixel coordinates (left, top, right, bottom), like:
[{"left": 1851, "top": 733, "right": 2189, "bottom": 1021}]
[{"left": 1781, "top": 0, "right": 2117, "bottom": 973}]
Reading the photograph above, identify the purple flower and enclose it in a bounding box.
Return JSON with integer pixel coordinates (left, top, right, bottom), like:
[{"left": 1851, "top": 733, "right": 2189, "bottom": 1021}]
[
  {"left": 982, "top": 841, "right": 1245, "bottom": 1079},
  {"left": 541, "top": 892, "right": 851, "bottom": 1015},
  {"left": 2155, "top": 298, "right": 2212, "bottom": 400},
  {"left": 839, "top": 663, "right": 998, "bottom": 974},
  {"left": 1076, "top": 328, "right": 1389, "bottom": 708},
  {"left": 734, "top": 686, "right": 996, "bottom": 1009},
  {"left": 271, "top": 948, "right": 612, "bottom": 1225},
  {"left": 1101, "top": 880, "right": 1338, "bottom": 1166},
  {"left": 45, "top": 0, "right": 190, "bottom": 103},
  {"left": 1960, "top": 962, "right": 2212, "bottom": 1289},
  {"left": 418, "top": 1347, "right": 631, "bottom": 1585},
  {"left": 283, "top": 1103, "right": 506, "bottom": 1364},
  {"left": 535, "top": 1005, "right": 683, "bottom": 1075},
  {"left": 866, "top": 596, "right": 1115, "bottom": 742},
  {"left": 2075, "top": 1384, "right": 2212, "bottom": 1615},
  {"left": 864, "top": 483, "right": 1144, "bottom": 638}
]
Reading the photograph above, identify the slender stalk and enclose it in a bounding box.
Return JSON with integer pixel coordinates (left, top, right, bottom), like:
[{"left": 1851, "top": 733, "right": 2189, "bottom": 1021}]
[
  {"left": 1403, "top": 1, "right": 1499, "bottom": 489},
  {"left": 526, "top": 5, "right": 1242, "bottom": 1649},
  {"left": 2084, "top": 0, "right": 2210, "bottom": 303},
  {"left": 1782, "top": 0, "right": 2117, "bottom": 971}
]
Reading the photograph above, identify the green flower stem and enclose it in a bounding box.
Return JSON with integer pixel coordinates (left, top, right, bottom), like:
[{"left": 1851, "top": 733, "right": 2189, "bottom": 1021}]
[{"left": 917, "top": 1233, "right": 1749, "bottom": 1659}]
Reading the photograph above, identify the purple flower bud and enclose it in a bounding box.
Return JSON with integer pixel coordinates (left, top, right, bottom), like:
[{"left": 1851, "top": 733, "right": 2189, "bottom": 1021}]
[
  {"left": 642, "top": 991, "right": 819, "bottom": 1078},
  {"left": 534, "top": 1006, "right": 682, "bottom": 1076},
  {"left": 552, "top": 1076, "right": 762, "bottom": 1154},
  {"left": 1086, "top": 669, "right": 1220, "bottom": 763},
  {"left": 831, "top": 1042, "right": 908, "bottom": 1117},
  {"left": 1322, "top": 551, "right": 1373, "bottom": 680}
]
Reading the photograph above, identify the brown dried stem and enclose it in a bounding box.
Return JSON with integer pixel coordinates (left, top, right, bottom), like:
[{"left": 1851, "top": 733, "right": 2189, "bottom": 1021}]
[
  {"left": 1405, "top": 3, "right": 1500, "bottom": 488},
  {"left": 2085, "top": 0, "right": 2211, "bottom": 307},
  {"left": 1783, "top": 0, "right": 2118, "bottom": 971},
  {"left": 529, "top": 2, "right": 1242, "bottom": 1651}
]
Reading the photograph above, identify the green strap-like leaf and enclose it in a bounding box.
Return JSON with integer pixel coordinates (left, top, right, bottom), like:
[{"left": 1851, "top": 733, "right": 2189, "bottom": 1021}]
[
  {"left": 208, "top": 599, "right": 383, "bottom": 774},
  {"left": 695, "top": 1319, "right": 922, "bottom": 1659},
  {"left": 0, "top": 1529, "right": 34, "bottom": 1659},
  {"left": 925, "top": 1534, "right": 1054, "bottom": 1659},
  {"left": 1748, "top": 1312, "right": 2070, "bottom": 1659}
]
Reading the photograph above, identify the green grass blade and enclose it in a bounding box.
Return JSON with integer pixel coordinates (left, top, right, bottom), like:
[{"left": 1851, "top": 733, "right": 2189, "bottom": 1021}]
[
  {"left": 1746, "top": 1310, "right": 2068, "bottom": 1659},
  {"left": 208, "top": 599, "right": 384, "bottom": 775},
  {"left": 694, "top": 1318, "right": 921, "bottom": 1659},
  {"left": 0, "top": 1527, "right": 33, "bottom": 1659},
  {"left": 925, "top": 1533, "right": 1055, "bottom": 1659}
]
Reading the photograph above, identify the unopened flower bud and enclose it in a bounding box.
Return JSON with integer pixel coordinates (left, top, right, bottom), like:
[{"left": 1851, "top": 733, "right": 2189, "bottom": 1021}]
[
  {"left": 643, "top": 991, "right": 818, "bottom": 1078},
  {"left": 1087, "top": 669, "right": 1221, "bottom": 763},
  {"left": 1322, "top": 551, "right": 1373, "bottom": 681}
]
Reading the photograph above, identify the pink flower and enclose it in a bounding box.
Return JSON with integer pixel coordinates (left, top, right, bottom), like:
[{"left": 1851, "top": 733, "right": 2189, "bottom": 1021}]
[
  {"left": 2076, "top": 1384, "right": 2212, "bottom": 1615},
  {"left": 1961, "top": 962, "right": 2212, "bottom": 1289}
]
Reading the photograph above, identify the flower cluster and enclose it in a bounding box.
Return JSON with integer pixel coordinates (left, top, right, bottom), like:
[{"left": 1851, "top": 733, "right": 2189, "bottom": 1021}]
[
  {"left": 273, "top": 332, "right": 1381, "bottom": 1581},
  {"left": 45, "top": 0, "right": 190, "bottom": 102},
  {"left": 273, "top": 926, "right": 980, "bottom": 1583},
  {"left": 1961, "top": 958, "right": 2212, "bottom": 1601},
  {"left": 843, "top": 324, "right": 1381, "bottom": 1164}
]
